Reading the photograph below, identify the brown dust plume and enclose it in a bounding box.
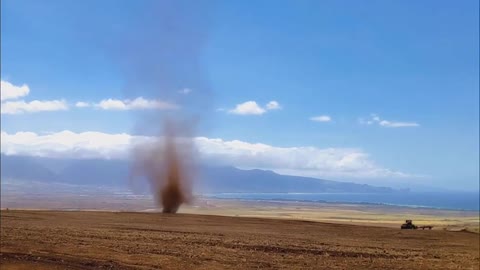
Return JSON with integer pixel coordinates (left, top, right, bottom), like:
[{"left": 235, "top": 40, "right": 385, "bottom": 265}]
[
  {"left": 131, "top": 120, "right": 196, "bottom": 213},
  {"left": 118, "top": 1, "right": 213, "bottom": 213}
]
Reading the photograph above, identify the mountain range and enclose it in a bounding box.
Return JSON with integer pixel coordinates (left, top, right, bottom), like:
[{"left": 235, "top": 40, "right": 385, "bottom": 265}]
[{"left": 1, "top": 154, "right": 397, "bottom": 194}]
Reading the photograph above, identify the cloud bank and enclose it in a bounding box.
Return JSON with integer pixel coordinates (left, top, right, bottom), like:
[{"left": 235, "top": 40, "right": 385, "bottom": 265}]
[{"left": 1, "top": 130, "right": 412, "bottom": 179}]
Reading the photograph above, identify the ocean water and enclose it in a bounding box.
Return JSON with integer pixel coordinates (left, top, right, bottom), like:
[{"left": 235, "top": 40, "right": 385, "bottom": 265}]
[
  {"left": 203, "top": 192, "right": 480, "bottom": 211},
  {"left": 3, "top": 179, "right": 478, "bottom": 211}
]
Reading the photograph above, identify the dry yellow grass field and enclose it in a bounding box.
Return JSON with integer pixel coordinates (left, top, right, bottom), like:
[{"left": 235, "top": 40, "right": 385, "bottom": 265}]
[{"left": 2, "top": 193, "right": 479, "bottom": 269}]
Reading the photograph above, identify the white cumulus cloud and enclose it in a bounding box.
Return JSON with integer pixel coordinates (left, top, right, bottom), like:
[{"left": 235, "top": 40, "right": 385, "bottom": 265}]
[
  {"left": 1, "top": 80, "right": 69, "bottom": 114},
  {"left": 266, "top": 101, "right": 281, "bottom": 110},
  {"left": 1, "top": 100, "right": 68, "bottom": 114},
  {"left": 0, "top": 80, "right": 178, "bottom": 114},
  {"left": 228, "top": 100, "right": 281, "bottom": 115},
  {"left": 75, "top": 101, "right": 90, "bottom": 108},
  {"left": 1, "top": 130, "right": 413, "bottom": 180},
  {"left": 310, "top": 115, "right": 332, "bottom": 122},
  {"left": 378, "top": 120, "right": 419, "bottom": 128},
  {"left": 178, "top": 88, "right": 192, "bottom": 95},
  {"left": 1, "top": 80, "right": 30, "bottom": 101},
  {"left": 95, "top": 97, "right": 177, "bottom": 110},
  {"left": 229, "top": 101, "right": 266, "bottom": 115},
  {"left": 361, "top": 114, "right": 419, "bottom": 128}
]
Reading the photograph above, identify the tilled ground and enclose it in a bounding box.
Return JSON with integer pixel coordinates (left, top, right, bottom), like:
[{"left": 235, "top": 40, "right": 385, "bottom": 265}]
[{"left": 1, "top": 210, "right": 478, "bottom": 269}]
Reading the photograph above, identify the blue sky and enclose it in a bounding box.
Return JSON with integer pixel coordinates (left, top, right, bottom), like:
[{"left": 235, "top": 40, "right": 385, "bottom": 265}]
[{"left": 1, "top": 0, "right": 479, "bottom": 190}]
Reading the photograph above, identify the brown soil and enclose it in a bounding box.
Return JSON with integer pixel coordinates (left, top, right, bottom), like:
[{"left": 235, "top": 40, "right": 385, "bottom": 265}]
[{"left": 1, "top": 210, "right": 478, "bottom": 269}]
